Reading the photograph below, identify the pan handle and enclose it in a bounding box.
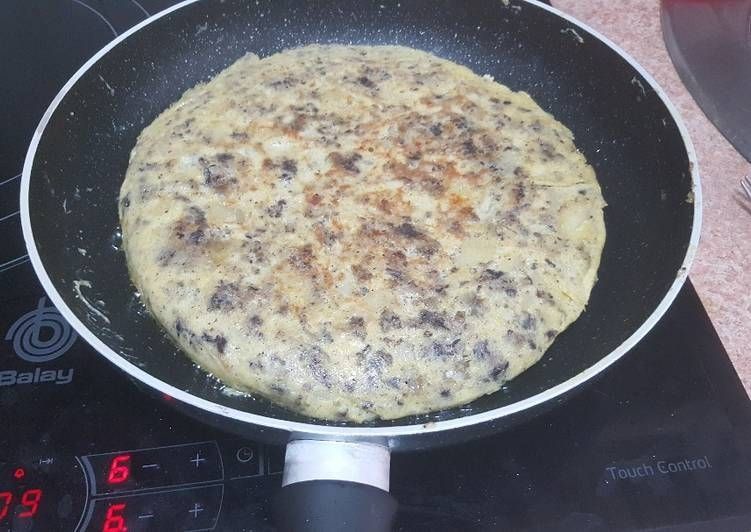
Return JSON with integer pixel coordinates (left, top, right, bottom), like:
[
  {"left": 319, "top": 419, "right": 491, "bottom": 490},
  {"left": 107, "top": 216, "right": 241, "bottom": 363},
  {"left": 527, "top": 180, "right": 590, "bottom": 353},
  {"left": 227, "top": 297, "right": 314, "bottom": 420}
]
[{"left": 273, "top": 440, "right": 397, "bottom": 532}]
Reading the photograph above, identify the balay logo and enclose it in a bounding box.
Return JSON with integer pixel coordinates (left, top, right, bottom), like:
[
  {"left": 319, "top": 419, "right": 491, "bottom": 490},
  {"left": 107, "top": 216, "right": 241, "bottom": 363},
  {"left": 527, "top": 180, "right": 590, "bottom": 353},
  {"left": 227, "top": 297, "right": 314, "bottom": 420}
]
[{"left": 1, "top": 297, "right": 77, "bottom": 386}]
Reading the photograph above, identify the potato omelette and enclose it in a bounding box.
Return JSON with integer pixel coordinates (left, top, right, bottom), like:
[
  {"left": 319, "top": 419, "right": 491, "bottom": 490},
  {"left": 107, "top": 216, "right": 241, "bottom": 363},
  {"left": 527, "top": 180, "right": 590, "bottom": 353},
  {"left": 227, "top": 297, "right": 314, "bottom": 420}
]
[{"left": 119, "top": 45, "right": 606, "bottom": 422}]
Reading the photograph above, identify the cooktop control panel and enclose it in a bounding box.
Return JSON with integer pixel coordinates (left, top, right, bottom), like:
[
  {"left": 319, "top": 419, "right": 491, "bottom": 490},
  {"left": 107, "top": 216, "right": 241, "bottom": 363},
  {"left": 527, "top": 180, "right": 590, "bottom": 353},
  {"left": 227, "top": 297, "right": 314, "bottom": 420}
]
[{"left": 1, "top": 439, "right": 284, "bottom": 531}]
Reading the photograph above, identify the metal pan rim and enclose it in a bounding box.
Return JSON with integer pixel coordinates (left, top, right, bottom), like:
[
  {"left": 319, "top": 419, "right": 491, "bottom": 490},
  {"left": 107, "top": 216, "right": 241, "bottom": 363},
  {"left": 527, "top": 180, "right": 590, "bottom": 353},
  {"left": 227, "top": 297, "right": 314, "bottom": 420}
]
[{"left": 20, "top": 0, "right": 702, "bottom": 443}]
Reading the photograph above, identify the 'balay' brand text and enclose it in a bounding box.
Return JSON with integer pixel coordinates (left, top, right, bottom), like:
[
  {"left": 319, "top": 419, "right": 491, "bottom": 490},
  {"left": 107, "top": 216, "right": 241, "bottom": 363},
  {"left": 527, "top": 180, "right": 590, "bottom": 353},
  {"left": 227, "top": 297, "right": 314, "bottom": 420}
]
[{"left": 0, "top": 367, "right": 74, "bottom": 386}]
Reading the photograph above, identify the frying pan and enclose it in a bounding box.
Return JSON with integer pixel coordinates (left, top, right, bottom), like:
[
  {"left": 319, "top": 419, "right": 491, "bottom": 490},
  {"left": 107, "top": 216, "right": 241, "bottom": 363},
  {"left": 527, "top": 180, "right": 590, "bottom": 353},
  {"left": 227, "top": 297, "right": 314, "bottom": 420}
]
[{"left": 20, "top": 0, "right": 700, "bottom": 529}]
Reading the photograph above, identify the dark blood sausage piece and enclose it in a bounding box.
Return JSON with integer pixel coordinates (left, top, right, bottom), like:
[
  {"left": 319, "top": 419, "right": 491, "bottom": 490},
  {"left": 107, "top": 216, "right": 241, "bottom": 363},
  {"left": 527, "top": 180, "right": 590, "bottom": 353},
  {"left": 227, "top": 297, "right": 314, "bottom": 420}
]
[
  {"left": 187, "top": 205, "right": 206, "bottom": 224},
  {"left": 267, "top": 76, "right": 301, "bottom": 89},
  {"left": 472, "top": 340, "right": 491, "bottom": 359},
  {"left": 418, "top": 310, "right": 449, "bottom": 330},
  {"left": 199, "top": 157, "right": 237, "bottom": 191},
  {"left": 173, "top": 205, "right": 208, "bottom": 246},
  {"left": 379, "top": 309, "right": 402, "bottom": 332},
  {"left": 299, "top": 346, "right": 332, "bottom": 388},
  {"left": 371, "top": 349, "right": 393, "bottom": 368},
  {"left": 513, "top": 166, "right": 529, "bottom": 178},
  {"left": 280, "top": 159, "right": 297, "bottom": 181},
  {"left": 188, "top": 228, "right": 206, "bottom": 244},
  {"left": 394, "top": 222, "right": 421, "bottom": 239},
  {"left": 356, "top": 346, "right": 393, "bottom": 387},
  {"left": 263, "top": 158, "right": 298, "bottom": 182},
  {"left": 520, "top": 313, "right": 537, "bottom": 330},
  {"left": 426, "top": 338, "right": 461, "bottom": 358},
  {"left": 357, "top": 76, "right": 376, "bottom": 88},
  {"left": 384, "top": 267, "right": 404, "bottom": 281},
  {"left": 328, "top": 151, "right": 362, "bottom": 173},
  {"left": 479, "top": 269, "right": 505, "bottom": 281},
  {"left": 201, "top": 333, "right": 227, "bottom": 355},
  {"left": 490, "top": 360, "right": 509, "bottom": 381},
  {"left": 478, "top": 269, "right": 520, "bottom": 297},
  {"left": 208, "top": 281, "right": 241, "bottom": 311},
  {"left": 266, "top": 199, "right": 287, "bottom": 218},
  {"left": 462, "top": 139, "right": 477, "bottom": 155},
  {"left": 348, "top": 316, "right": 367, "bottom": 339}
]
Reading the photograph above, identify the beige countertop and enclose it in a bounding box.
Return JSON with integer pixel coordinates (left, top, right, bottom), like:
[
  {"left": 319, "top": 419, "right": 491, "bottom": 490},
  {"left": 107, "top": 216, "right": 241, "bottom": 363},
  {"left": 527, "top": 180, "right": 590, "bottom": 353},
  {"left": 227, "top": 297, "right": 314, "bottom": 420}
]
[{"left": 553, "top": 0, "right": 751, "bottom": 392}]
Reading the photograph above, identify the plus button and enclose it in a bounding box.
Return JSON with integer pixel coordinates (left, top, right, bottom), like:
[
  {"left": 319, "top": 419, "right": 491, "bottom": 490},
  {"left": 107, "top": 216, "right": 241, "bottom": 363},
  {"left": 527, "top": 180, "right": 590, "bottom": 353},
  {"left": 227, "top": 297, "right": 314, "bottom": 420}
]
[
  {"left": 190, "top": 452, "right": 206, "bottom": 468},
  {"left": 189, "top": 502, "right": 204, "bottom": 519}
]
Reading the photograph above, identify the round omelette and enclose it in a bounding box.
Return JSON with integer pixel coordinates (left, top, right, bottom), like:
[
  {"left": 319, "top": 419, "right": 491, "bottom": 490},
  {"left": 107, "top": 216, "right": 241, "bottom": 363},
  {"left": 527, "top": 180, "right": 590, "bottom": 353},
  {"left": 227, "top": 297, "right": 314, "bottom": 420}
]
[{"left": 119, "top": 45, "right": 606, "bottom": 422}]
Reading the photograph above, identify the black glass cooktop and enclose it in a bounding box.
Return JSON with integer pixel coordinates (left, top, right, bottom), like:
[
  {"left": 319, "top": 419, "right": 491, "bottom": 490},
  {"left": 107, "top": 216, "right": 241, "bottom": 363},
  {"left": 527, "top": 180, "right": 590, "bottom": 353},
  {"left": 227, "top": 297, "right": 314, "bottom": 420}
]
[{"left": 2, "top": 2, "right": 751, "bottom": 531}]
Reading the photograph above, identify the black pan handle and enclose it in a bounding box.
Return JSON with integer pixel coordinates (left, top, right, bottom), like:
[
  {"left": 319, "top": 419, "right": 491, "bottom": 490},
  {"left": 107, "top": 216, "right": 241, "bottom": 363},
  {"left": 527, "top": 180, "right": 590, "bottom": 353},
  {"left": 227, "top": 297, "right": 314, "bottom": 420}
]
[
  {"left": 273, "top": 440, "right": 395, "bottom": 532},
  {"left": 273, "top": 479, "right": 398, "bottom": 532}
]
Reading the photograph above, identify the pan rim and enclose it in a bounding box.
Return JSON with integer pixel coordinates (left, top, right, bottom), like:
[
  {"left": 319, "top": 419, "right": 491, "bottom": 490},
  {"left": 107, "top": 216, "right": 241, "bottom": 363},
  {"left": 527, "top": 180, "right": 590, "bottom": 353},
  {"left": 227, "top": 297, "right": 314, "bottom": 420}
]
[{"left": 20, "top": 0, "right": 702, "bottom": 441}]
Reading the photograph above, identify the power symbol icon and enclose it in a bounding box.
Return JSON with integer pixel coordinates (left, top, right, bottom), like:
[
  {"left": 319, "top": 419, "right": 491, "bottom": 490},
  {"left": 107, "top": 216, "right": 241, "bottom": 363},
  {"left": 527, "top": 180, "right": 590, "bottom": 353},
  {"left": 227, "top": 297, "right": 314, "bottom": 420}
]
[{"left": 236, "top": 447, "right": 255, "bottom": 463}]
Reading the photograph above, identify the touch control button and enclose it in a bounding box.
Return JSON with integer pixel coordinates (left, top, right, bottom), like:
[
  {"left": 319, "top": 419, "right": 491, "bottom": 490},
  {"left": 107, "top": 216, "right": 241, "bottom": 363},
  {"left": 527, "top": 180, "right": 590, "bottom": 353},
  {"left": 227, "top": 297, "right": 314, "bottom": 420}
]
[
  {"left": 221, "top": 441, "right": 261, "bottom": 479},
  {"left": 86, "top": 484, "right": 223, "bottom": 531},
  {"left": 235, "top": 447, "right": 254, "bottom": 464}
]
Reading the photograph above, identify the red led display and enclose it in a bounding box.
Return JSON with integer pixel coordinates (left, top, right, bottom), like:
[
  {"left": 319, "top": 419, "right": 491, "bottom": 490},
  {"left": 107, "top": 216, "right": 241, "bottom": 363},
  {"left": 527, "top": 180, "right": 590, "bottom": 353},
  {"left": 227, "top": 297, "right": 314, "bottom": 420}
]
[
  {"left": 0, "top": 489, "right": 44, "bottom": 522},
  {"left": 13, "top": 468, "right": 25, "bottom": 480},
  {"left": 107, "top": 455, "right": 131, "bottom": 485},
  {"left": 102, "top": 503, "right": 127, "bottom": 532},
  {"left": 19, "top": 489, "right": 42, "bottom": 517},
  {"left": 0, "top": 492, "right": 11, "bottom": 521}
]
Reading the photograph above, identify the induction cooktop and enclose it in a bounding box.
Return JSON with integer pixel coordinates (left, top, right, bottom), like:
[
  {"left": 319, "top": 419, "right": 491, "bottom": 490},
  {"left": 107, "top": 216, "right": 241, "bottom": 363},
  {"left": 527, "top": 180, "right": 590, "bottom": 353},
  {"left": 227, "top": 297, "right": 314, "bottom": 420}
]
[{"left": 2, "top": 2, "right": 751, "bottom": 531}]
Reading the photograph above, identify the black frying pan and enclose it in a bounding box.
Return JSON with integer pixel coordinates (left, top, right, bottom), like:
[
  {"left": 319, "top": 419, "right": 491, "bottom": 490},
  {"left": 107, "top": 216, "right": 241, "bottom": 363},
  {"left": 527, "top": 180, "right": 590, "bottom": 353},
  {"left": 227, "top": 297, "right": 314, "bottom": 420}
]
[{"left": 20, "top": 0, "right": 700, "bottom": 529}]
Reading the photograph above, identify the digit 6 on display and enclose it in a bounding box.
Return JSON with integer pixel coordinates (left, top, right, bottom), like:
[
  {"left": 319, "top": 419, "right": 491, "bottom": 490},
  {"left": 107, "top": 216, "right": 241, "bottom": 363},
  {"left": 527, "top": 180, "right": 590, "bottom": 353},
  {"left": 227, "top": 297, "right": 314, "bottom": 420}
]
[
  {"left": 107, "top": 454, "right": 131, "bottom": 485},
  {"left": 102, "top": 502, "right": 127, "bottom": 532}
]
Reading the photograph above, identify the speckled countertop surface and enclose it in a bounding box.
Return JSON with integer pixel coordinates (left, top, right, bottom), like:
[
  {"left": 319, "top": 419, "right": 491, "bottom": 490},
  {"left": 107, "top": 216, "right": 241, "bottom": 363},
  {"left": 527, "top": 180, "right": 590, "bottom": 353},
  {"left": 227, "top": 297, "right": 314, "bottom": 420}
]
[{"left": 553, "top": 0, "right": 751, "bottom": 392}]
